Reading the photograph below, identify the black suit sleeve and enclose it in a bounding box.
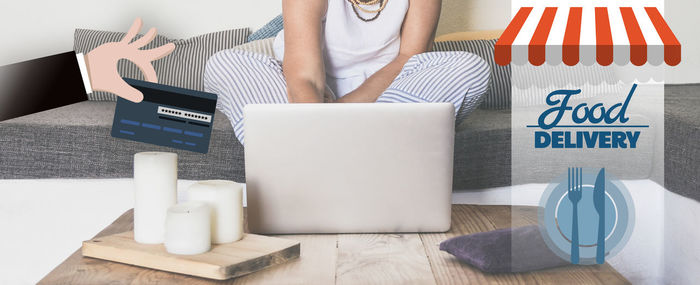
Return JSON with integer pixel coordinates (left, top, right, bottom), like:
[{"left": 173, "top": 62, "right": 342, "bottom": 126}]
[{"left": 0, "top": 51, "right": 89, "bottom": 121}]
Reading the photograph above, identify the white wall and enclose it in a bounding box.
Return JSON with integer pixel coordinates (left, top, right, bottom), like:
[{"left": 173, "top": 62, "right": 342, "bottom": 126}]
[
  {"left": 663, "top": 0, "right": 700, "bottom": 84},
  {"left": 0, "top": 0, "right": 282, "bottom": 65},
  {"left": 435, "top": 0, "right": 510, "bottom": 35},
  {"left": 0, "top": 0, "right": 698, "bottom": 83}
]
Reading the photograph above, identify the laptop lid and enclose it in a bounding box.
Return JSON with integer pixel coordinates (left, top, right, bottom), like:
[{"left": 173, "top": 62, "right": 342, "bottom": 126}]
[{"left": 244, "top": 103, "right": 454, "bottom": 234}]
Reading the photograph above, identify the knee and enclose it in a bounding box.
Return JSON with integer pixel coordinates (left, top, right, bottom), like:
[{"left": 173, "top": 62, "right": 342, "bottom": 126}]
[
  {"left": 207, "top": 49, "right": 237, "bottom": 71},
  {"left": 400, "top": 52, "right": 490, "bottom": 81},
  {"left": 206, "top": 49, "right": 278, "bottom": 73},
  {"left": 204, "top": 50, "right": 279, "bottom": 90},
  {"left": 454, "top": 52, "right": 490, "bottom": 75},
  {"left": 206, "top": 50, "right": 253, "bottom": 77},
  {"left": 204, "top": 50, "right": 236, "bottom": 87},
  {"left": 410, "top": 52, "right": 490, "bottom": 78}
]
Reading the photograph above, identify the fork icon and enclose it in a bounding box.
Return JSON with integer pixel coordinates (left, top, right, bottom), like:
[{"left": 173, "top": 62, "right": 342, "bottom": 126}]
[{"left": 568, "top": 167, "right": 583, "bottom": 264}]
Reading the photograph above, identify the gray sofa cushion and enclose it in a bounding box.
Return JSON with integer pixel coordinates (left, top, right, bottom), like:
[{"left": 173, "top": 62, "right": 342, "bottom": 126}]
[
  {"left": 455, "top": 108, "right": 511, "bottom": 189},
  {"left": 0, "top": 101, "right": 511, "bottom": 190},
  {"left": 3, "top": 82, "right": 692, "bottom": 198},
  {"left": 665, "top": 84, "right": 700, "bottom": 201},
  {"left": 0, "top": 101, "right": 244, "bottom": 182}
]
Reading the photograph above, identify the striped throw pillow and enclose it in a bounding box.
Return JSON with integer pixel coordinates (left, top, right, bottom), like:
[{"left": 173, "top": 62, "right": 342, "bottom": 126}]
[
  {"left": 433, "top": 39, "right": 511, "bottom": 110},
  {"left": 74, "top": 28, "right": 249, "bottom": 101},
  {"left": 231, "top": 38, "right": 276, "bottom": 58}
]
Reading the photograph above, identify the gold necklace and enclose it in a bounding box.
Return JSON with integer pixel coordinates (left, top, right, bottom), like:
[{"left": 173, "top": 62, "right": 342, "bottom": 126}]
[
  {"left": 352, "top": 0, "right": 380, "bottom": 5},
  {"left": 348, "top": 0, "right": 388, "bottom": 14}
]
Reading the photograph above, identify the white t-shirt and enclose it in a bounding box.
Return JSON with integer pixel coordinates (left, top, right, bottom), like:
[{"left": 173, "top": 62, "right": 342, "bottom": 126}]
[{"left": 273, "top": 0, "right": 409, "bottom": 97}]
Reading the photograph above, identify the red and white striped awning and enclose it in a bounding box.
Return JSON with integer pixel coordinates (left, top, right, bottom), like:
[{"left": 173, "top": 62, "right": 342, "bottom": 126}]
[{"left": 495, "top": 7, "right": 681, "bottom": 66}]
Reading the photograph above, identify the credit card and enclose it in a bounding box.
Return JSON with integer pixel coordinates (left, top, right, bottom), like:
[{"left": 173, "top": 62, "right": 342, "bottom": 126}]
[{"left": 111, "top": 78, "right": 217, "bottom": 153}]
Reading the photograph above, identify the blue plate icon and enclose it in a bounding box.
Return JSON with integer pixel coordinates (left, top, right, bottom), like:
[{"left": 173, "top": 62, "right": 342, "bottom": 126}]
[{"left": 538, "top": 168, "right": 635, "bottom": 264}]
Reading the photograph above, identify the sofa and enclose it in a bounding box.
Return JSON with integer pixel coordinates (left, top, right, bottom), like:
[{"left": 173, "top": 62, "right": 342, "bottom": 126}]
[
  {"left": 0, "top": 25, "right": 697, "bottom": 203},
  {"left": 2, "top": 84, "right": 697, "bottom": 200},
  {"left": 0, "top": 99, "right": 511, "bottom": 189},
  {"left": 664, "top": 84, "right": 700, "bottom": 201}
]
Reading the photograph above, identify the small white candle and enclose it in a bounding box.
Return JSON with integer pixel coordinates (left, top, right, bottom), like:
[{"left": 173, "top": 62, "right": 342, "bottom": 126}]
[
  {"left": 133, "top": 152, "right": 178, "bottom": 244},
  {"left": 187, "top": 180, "right": 244, "bottom": 244},
  {"left": 165, "top": 201, "right": 211, "bottom": 255}
]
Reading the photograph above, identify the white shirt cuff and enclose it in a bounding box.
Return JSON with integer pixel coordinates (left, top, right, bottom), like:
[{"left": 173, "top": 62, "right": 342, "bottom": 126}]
[{"left": 75, "top": 53, "right": 93, "bottom": 94}]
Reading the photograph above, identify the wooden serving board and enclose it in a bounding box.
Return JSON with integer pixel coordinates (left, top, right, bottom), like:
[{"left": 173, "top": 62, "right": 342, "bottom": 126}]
[{"left": 81, "top": 231, "right": 300, "bottom": 280}]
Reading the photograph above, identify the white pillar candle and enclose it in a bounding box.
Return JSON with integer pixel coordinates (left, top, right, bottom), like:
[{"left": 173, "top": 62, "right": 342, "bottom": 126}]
[
  {"left": 165, "top": 201, "right": 211, "bottom": 255},
  {"left": 133, "top": 152, "right": 178, "bottom": 244},
  {"left": 187, "top": 180, "right": 244, "bottom": 244}
]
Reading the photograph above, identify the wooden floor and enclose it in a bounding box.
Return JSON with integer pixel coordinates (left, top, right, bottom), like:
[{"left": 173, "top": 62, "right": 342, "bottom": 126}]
[{"left": 40, "top": 205, "right": 629, "bottom": 284}]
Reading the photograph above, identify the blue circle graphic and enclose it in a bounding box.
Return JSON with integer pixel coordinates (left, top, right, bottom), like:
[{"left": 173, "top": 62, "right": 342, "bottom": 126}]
[{"left": 538, "top": 168, "right": 635, "bottom": 264}]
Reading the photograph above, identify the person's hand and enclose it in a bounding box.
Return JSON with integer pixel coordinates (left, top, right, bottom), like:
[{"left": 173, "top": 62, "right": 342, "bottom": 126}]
[{"left": 85, "top": 18, "right": 175, "bottom": 102}]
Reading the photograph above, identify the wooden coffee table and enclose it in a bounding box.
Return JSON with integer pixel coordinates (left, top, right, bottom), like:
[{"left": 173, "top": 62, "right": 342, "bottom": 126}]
[{"left": 39, "top": 205, "right": 629, "bottom": 284}]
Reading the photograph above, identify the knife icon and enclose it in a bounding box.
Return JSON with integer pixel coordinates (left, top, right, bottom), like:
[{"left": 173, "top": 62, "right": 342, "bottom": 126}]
[{"left": 593, "top": 168, "right": 606, "bottom": 264}]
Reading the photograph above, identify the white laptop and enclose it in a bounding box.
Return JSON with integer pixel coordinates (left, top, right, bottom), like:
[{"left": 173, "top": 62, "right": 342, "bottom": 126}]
[{"left": 244, "top": 103, "right": 454, "bottom": 234}]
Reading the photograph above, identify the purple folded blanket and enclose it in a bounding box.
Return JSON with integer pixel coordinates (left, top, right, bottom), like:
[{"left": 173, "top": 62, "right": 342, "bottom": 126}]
[{"left": 439, "top": 225, "right": 569, "bottom": 273}]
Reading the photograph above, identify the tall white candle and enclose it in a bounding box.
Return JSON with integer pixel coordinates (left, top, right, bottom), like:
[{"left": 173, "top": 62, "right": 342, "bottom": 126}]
[
  {"left": 187, "top": 180, "right": 244, "bottom": 244},
  {"left": 133, "top": 152, "right": 178, "bottom": 244},
  {"left": 165, "top": 201, "right": 211, "bottom": 255}
]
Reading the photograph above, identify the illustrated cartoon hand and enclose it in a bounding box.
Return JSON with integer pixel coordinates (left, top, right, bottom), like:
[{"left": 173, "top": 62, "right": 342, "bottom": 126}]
[{"left": 85, "top": 18, "right": 175, "bottom": 102}]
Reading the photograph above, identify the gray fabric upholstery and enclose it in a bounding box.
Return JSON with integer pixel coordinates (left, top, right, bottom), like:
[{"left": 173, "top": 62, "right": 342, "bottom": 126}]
[
  {"left": 0, "top": 101, "right": 510, "bottom": 189},
  {"left": 0, "top": 102, "right": 244, "bottom": 182},
  {"left": 664, "top": 84, "right": 700, "bottom": 201},
  {"left": 455, "top": 108, "right": 511, "bottom": 189},
  {"left": 1, "top": 83, "right": 697, "bottom": 202}
]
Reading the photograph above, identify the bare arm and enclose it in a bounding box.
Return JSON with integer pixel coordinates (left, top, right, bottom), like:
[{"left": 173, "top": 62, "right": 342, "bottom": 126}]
[
  {"left": 282, "top": 0, "right": 327, "bottom": 103},
  {"left": 336, "top": 0, "right": 442, "bottom": 103}
]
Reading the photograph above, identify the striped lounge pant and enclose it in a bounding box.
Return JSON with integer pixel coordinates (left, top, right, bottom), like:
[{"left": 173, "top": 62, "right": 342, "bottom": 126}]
[{"left": 203, "top": 50, "right": 490, "bottom": 144}]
